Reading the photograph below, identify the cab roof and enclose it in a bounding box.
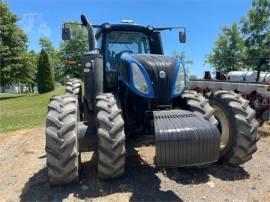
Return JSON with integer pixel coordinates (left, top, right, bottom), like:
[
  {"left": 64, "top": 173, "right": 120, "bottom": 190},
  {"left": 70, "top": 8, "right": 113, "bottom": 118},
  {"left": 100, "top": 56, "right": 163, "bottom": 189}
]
[{"left": 95, "top": 23, "right": 155, "bottom": 39}]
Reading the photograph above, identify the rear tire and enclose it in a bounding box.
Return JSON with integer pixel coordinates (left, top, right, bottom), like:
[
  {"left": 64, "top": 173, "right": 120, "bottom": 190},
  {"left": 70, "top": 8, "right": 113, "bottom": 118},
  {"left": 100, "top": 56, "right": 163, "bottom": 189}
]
[
  {"left": 45, "top": 94, "right": 79, "bottom": 185},
  {"left": 208, "top": 90, "right": 259, "bottom": 165},
  {"left": 95, "top": 93, "right": 126, "bottom": 179}
]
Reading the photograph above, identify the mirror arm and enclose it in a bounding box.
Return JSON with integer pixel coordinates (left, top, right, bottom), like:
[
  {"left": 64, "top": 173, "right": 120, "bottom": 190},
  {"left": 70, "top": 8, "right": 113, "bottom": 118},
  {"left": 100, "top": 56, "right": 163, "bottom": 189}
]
[{"left": 154, "top": 26, "right": 186, "bottom": 32}]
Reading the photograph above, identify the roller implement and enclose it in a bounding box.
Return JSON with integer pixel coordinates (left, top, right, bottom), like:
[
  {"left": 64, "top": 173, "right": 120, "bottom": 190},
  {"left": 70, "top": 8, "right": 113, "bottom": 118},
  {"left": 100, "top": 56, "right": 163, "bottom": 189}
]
[{"left": 45, "top": 15, "right": 259, "bottom": 184}]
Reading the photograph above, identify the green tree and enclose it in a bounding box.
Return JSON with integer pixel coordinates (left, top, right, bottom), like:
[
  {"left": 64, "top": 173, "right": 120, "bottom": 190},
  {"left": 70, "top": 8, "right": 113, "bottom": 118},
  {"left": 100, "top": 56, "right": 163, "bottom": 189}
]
[
  {"left": 20, "top": 50, "right": 38, "bottom": 92},
  {"left": 39, "top": 38, "right": 59, "bottom": 64},
  {"left": 59, "top": 22, "right": 88, "bottom": 79},
  {"left": 37, "top": 49, "right": 55, "bottom": 94},
  {"left": 39, "top": 38, "right": 64, "bottom": 83},
  {"left": 206, "top": 23, "right": 245, "bottom": 73},
  {"left": 241, "top": 0, "right": 270, "bottom": 71},
  {"left": 39, "top": 38, "right": 57, "bottom": 55},
  {"left": 0, "top": 1, "right": 29, "bottom": 92},
  {"left": 26, "top": 50, "right": 38, "bottom": 91}
]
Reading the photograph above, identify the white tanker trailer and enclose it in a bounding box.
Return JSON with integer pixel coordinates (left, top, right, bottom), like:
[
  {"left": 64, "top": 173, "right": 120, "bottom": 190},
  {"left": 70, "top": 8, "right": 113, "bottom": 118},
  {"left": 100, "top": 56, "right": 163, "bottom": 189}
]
[{"left": 227, "top": 71, "right": 270, "bottom": 83}]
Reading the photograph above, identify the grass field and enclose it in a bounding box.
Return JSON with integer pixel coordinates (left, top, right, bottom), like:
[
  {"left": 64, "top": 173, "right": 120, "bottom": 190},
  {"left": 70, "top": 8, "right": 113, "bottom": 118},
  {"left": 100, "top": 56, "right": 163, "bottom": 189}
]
[{"left": 0, "top": 87, "right": 64, "bottom": 132}]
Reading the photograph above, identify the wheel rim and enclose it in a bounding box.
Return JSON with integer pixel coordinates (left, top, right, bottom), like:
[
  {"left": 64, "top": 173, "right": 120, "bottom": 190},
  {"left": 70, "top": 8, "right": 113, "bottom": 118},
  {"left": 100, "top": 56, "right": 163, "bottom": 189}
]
[{"left": 213, "top": 105, "right": 230, "bottom": 150}]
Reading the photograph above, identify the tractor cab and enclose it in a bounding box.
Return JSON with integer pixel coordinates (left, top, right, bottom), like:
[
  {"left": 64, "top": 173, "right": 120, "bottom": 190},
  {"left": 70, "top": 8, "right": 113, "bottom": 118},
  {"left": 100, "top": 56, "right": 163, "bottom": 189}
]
[
  {"left": 95, "top": 23, "right": 163, "bottom": 89},
  {"left": 95, "top": 24, "right": 186, "bottom": 103}
]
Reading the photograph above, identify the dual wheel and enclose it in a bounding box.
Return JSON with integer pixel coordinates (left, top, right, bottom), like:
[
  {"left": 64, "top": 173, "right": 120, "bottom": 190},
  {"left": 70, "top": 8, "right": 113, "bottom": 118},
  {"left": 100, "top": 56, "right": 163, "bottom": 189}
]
[
  {"left": 45, "top": 79, "right": 125, "bottom": 184},
  {"left": 181, "top": 90, "right": 259, "bottom": 164},
  {"left": 45, "top": 79, "right": 259, "bottom": 184}
]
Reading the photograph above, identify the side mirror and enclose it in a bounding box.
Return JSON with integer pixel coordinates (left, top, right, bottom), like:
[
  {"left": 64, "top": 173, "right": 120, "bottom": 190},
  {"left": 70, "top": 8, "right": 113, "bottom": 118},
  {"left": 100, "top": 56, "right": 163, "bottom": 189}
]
[
  {"left": 62, "top": 27, "right": 71, "bottom": 40},
  {"left": 179, "top": 31, "right": 186, "bottom": 43},
  {"left": 81, "top": 14, "right": 88, "bottom": 27}
]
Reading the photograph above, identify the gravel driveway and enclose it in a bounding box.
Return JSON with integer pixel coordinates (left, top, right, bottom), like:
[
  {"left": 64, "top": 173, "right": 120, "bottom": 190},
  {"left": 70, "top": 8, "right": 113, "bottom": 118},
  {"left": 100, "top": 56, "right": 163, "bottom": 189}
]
[{"left": 0, "top": 128, "right": 269, "bottom": 201}]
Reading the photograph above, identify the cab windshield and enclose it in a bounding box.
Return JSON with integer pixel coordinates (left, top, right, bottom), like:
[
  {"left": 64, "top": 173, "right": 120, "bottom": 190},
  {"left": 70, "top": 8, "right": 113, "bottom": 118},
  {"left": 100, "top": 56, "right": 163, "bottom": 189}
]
[
  {"left": 104, "top": 31, "right": 151, "bottom": 88},
  {"left": 105, "top": 31, "right": 150, "bottom": 70}
]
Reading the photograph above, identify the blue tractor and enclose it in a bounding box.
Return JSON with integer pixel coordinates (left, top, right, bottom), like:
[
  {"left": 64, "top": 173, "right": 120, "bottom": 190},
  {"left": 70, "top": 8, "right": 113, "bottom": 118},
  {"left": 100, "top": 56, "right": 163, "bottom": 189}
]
[{"left": 45, "top": 15, "right": 259, "bottom": 184}]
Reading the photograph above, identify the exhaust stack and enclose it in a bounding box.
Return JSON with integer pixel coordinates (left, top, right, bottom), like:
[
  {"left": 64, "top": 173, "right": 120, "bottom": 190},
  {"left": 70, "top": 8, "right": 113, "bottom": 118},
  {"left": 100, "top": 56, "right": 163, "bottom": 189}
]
[{"left": 81, "top": 15, "right": 95, "bottom": 51}]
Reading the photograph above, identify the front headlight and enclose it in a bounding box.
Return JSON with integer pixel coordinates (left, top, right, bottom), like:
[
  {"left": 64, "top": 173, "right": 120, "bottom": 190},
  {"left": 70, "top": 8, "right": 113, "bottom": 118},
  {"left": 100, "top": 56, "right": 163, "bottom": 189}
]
[
  {"left": 131, "top": 62, "right": 149, "bottom": 94},
  {"left": 174, "top": 63, "right": 185, "bottom": 94}
]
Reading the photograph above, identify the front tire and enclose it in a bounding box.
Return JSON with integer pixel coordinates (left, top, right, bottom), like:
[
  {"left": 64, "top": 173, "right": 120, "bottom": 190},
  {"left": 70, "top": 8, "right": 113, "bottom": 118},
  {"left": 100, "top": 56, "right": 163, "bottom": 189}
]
[
  {"left": 208, "top": 90, "right": 259, "bottom": 165},
  {"left": 181, "top": 90, "right": 218, "bottom": 126},
  {"left": 65, "top": 78, "right": 83, "bottom": 119},
  {"left": 65, "top": 78, "right": 82, "bottom": 97},
  {"left": 45, "top": 94, "right": 79, "bottom": 185},
  {"left": 95, "top": 93, "right": 126, "bottom": 179}
]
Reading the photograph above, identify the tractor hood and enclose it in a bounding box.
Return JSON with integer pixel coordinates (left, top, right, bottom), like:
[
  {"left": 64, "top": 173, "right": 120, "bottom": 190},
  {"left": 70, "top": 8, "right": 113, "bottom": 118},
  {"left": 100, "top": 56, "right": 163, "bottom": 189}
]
[{"left": 119, "top": 53, "right": 185, "bottom": 100}]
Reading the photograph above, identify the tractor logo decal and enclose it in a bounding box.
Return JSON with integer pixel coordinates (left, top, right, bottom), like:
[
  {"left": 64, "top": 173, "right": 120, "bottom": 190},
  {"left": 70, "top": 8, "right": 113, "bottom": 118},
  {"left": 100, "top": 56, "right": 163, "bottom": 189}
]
[{"left": 159, "top": 70, "right": 166, "bottom": 79}]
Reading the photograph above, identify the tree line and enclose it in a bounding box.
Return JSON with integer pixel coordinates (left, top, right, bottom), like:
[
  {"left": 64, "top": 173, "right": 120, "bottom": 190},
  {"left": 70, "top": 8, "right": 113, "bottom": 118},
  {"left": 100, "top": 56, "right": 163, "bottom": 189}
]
[
  {"left": 206, "top": 0, "right": 270, "bottom": 73},
  {"left": 0, "top": 1, "right": 88, "bottom": 93}
]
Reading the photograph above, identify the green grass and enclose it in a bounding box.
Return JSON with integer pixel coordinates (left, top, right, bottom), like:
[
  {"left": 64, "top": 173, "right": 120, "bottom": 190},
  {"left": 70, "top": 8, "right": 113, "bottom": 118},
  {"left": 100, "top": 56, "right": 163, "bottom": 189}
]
[{"left": 0, "top": 87, "right": 65, "bottom": 132}]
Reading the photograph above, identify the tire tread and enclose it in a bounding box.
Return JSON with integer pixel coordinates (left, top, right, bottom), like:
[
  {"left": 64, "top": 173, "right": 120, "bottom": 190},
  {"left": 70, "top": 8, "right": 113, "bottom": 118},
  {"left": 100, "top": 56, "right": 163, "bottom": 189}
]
[
  {"left": 96, "top": 93, "right": 126, "bottom": 179},
  {"left": 209, "top": 90, "right": 259, "bottom": 165},
  {"left": 45, "top": 94, "right": 79, "bottom": 185}
]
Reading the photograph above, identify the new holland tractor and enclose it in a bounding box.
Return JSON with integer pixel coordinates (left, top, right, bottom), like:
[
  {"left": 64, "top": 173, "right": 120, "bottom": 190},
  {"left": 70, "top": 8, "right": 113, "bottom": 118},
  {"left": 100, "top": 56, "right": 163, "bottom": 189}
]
[{"left": 45, "top": 15, "right": 259, "bottom": 185}]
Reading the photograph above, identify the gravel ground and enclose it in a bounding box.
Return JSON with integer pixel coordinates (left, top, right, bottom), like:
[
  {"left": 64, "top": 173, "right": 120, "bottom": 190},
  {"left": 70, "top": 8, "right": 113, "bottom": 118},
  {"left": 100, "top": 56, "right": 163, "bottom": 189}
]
[{"left": 0, "top": 127, "right": 269, "bottom": 202}]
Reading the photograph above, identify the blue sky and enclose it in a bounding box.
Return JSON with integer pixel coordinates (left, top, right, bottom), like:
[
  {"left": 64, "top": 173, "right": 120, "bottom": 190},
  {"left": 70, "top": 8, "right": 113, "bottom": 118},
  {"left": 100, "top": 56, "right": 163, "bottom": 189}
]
[{"left": 7, "top": 0, "right": 251, "bottom": 77}]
